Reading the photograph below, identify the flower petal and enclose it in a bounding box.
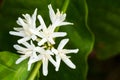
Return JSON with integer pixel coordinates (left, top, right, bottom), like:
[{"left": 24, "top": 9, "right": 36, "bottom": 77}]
[
  {"left": 9, "top": 31, "right": 25, "bottom": 37},
  {"left": 31, "top": 35, "right": 37, "bottom": 41},
  {"left": 42, "top": 58, "right": 48, "bottom": 76},
  {"left": 51, "top": 48, "right": 58, "bottom": 55},
  {"left": 48, "top": 37, "right": 55, "bottom": 44},
  {"left": 38, "top": 38, "right": 47, "bottom": 46},
  {"left": 18, "top": 37, "right": 31, "bottom": 43},
  {"left": 58, "top": 39, "right": 69, "bottom": 50},
  {"left": 55, "top": 55, "right": 61, "bottom": 71},
  {"left": 16, "top": 56, "right": 28, "bottom": 64},
  {"left": 48, "top": 4, "right": 55, "bottom": 23},
  {"left": 38, "top": 15, "right": 47, "bottom": 30},
  {"left": 58, "top": 22, "right": 73, "bottom": 27},
  {"left": 62, "top": 54, "right": 76, "bottom": 69},
  {"left": 13, "top": 45, "right": 25, "bottom": 52},
  {"left": 52, "top": 32, "right": 67, "bottom": 38},
  {"left": 13, "top": 27, "right": 23, "bottom": 31},
  {"left": 32, "top": 8, "right": 37, "bottom": 28},
  {"left": 64, "top": 49, "right": 79, "bottom": 54}
]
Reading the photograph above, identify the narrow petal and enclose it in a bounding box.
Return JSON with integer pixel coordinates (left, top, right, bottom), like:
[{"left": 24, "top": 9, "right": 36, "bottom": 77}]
[
  {"left": 52, "top": 32, "right": 67, "bottom": 38},
  {"left": 13, "top": 45, "right": 25, "bottom": 52},
  {"left": 30, "top": 29, "right": 43, "bottom": 38},
  {"left": 64, "top": 49, "right": 79, "bottom": 54},
  {"left": 28, "top": 53, "right": 39, "bottom": 71},
  {"left": 55, "top": 55, "right": 61, "bottom": 71},
  {"left": 59, "top": 13, "right": 66, "bottom": 22},
  {"left": 17, "top": 17, "right": 26, "bottom": 26},
  {"left": 37, "top": 25, "right": 42, "bottom": 31},
  {"left": 48, "top": 4, "right": 55, "bottom": 23},
  {"left": 58, "top": 22, "right": 73, "bottom": 26},
  {"left": 51, "top": 48, "right": 58, "bottom": 55},
  {"left": 47, "top": 54, "right": 56, "bottom": 67},
  {"left": 38, "top": 38, "right": 47, "bottom": 46},
  {"left": 32, "top": 8, "right": 37, "bottom": 28},
  {"left": 38, "top": 15, "right": 47, "bottom": 30},
  {"left": 13, "top": 27, "right": 23, "bottom": 31},
  {"left": 62, "top": 55, "right": 76, "bottom": 69},
  {"left": 16, "top": 56, "right": 28, "bottom": 64},
  {"left": 22, "top": 41, "right": 31, "bottom": 49},
  {"left": 48, "top": 37, "right": 55, "bottom": 44},
  {"left": 24, "top": 14, "right": 31, "bottom": 23},
  {"left": 46, "top": 50, "right": 54, "bottom": 55},
  {"left": 31, "top": 35, "right": 37, "bottom": 41},
  {"left": 18, "top": 37, "right": 30, "bottom": 43},
  {"left": 58, "top": 39, "right": 69, "bottom": 50},
  {"left": 28, "top": 63, "right": 32, "bottom": 71},
  {"left": 9, "top": 31, "right": 25, "bottom": 37},
  {"left": 42, "top": 58, "right": 48, "bottom": 76},
  {"left": 38, "top": 54, "right": 44, "bottom": 60}
]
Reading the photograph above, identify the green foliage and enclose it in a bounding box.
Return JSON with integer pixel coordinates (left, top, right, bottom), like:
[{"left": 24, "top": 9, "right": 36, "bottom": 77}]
[
  {"left": 87, "top": 0, "right": 120, "bottom": 60},
  {"left": 0, "top": 51, "right": 30, "bottom": 80}
]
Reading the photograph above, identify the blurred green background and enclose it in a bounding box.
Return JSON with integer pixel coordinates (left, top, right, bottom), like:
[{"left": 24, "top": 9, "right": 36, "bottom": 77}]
[{"left": 0, "top": 0, "right": 120, "bottom": 80}]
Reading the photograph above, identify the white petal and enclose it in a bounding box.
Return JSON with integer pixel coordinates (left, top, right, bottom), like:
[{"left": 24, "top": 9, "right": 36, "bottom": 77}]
[
  {"left": 37, "top": 25, "right": 42, "bottom": 31},
  {"left": 16, "top": 20, "right": 22, "bottom": 26},
  {"left": 64, "top": 49, "right": 79, "bottom": 54},
  {"left": 18, "top": 37, "right": 30, "bottom": 43},
  {"left": 59, "top": 13, "right": 66, "bottom": 22},
  {"left": 30, "top": 29, "right": 43, "bottom": 38},
  {"left": 58, "top": 39, "right": 69, "bottom": 50},
  {"left": 47, "top": 54, "right": 56, "bottom": 67},
  {"left": 62, "top": 55, "right": 76, "bottom": 69},
  {"left": 38, "top": 15, "right": 47, "bottom": 30},
  {"left": 9, "top": 31, "right": 25, "bottom": 37},
  {"left": 52, "top": 32, "right": 67, "bottom": 38},
  {"left": 13, "top": 45, "right": 25, "bottom": 52},
  {"left": 22, "top": 41, "right": 32, "bottom": 49},
  {"left": 48, "top": 38, "right": 55, "bottom": 44},
  {"left": 46, "top": 50, "right": 54, "bottom": 55},
  {"left": 31, "top": 35, "right": 37, "bottom": 41},
  {"left": 42, "top": 58, "right": 48, "bottom": 76},
  {"left": 28, "top": 63, "right": 32, "bottom": 71},
  {"left": 58, "top": 22, "right": 73, "bottom": 26},
  {"left": 55, "top": 55, "right": 61, "bottom": 71},
  {"left": 13, "top": 27, "right": 23, "bottom": 31},
  {"left": 17, "top": 17, "right": 26, "bottom": 26},
  {"left": 38, "top": 38, "right": 47, "bottom": 46},
  {"left": 16, "top": 56, "right": 28, "bottom": 64},
  {"left": 32, "top": 8, "right": 37, "bottom": 28},
  {"left": 22, "top": 14, "right": 31, "bottom": 25},
  {"left": 51, "top": 48, "right": 58, "bottom": 55},
  {"left": 38, "top": 54, "right": 44, "bottom": 60},
  {"left": 28, "top": 53, "right": 38, "bottom": 65},
  {"left": 48, "top": 4, "right": 55, "bottom": 23},
  {"left": 47, "top": 25, "right": 55, "bottom": 32}
]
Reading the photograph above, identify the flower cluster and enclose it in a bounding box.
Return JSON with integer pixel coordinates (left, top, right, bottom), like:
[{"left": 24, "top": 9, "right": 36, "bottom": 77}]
[{"left": 9, "top": 4, "right": 79, "bottom": 76}]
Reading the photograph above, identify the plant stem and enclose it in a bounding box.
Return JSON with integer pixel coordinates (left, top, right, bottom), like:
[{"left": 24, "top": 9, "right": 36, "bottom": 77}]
[
  {"left": 62, "top": 0, "right": 70, "bottom": 13},
  {"left": 27, "top": 61, "right": 42, "bottom": 80}
]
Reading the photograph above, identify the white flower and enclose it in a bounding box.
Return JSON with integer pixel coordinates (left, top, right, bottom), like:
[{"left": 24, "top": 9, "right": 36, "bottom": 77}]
[
  {"left": 48, "top": 4, "right": 73, "bottom": 28},
  {"left": 35, "top": 15, "right": 67, "bottom": 46},
  {"left": 37, "top": 48, "right": 56, "bottom": 76},
  {"left": 9, "top": 9, "right": 41, "bottom": 43},
  {"left": 52, "top": 39, "right": 79, "bottom": 71},
  {"left": 14, "top": 41, "right": 40, "bottom": 71},
  {"left": 10, "top": 4, "right": 79, "bottom": 76}
]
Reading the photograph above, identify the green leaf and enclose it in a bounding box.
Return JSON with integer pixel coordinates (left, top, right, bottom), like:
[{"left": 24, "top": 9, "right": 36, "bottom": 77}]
[
  {"left": 87, "top": 0, "right": 120, "bottom": 60},
  {"left": 0, "top": 51, "right": 29, "bottom": 80}
]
